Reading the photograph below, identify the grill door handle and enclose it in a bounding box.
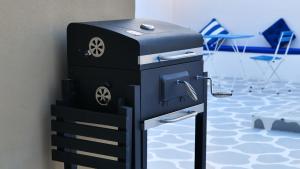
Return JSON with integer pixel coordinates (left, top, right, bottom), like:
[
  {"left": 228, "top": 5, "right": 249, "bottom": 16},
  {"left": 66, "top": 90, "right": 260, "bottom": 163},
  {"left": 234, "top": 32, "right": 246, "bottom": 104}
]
[
  {"left": 160, "top": 111, "right": 199, "bottom": 123},
  {"left": 177, "top": 80, "right": 198, "bottom": 101},
  {"left": 157, "top": 52, "right": 197, "bottom": 61}
]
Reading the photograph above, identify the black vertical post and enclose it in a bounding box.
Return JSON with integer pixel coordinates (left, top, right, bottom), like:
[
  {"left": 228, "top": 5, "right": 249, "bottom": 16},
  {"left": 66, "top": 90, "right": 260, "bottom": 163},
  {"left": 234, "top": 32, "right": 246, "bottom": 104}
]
[
  {"left": 120, "top": 106, "right": 133, "bottom": 169},
  {"left": 195, "top": 72, "right": 207, "bottom": 169},
  {"left": 142, "top": 130, "right": 148, "bottom": 169},
  {"left": 61, "top": 79, "right": 78, "bottom": 169},
  {"left": 127, "top": 85, "right": 142, "bottom": 169},
  {"left": 63, "top": 164, "right": 77, "bottom": 169}
]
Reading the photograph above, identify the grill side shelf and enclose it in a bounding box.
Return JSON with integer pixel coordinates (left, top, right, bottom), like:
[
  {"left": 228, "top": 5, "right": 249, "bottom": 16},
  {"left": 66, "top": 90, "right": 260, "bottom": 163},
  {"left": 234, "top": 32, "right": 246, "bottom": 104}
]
[{"left": 51, "top": 104, "right": 133, "bottom": 169}]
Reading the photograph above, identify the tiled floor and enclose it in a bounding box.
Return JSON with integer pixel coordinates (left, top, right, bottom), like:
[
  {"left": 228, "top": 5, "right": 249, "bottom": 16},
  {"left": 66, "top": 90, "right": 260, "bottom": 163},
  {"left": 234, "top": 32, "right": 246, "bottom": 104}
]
[{"left": 148, "top": 79, "right": 300, "bottom": 169}]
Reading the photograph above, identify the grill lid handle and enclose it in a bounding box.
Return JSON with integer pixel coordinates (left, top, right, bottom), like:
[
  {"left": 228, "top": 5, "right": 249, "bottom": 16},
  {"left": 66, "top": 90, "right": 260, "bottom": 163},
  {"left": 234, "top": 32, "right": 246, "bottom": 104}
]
[
  {"left": 157, "top": 52, "right": 197, "bottom": 61},
  {"left": 177, "top": 80, "right": 198, "bottom": 101},
  {"left": 140, "top": 24, "right": 155, "bottom": 31}
]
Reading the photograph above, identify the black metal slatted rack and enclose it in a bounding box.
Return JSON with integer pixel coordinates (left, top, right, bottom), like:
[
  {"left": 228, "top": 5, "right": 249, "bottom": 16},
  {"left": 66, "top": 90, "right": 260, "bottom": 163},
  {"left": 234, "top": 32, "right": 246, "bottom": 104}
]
[{"left": 51, "top": 104, "right": 133, "bottom": 169}]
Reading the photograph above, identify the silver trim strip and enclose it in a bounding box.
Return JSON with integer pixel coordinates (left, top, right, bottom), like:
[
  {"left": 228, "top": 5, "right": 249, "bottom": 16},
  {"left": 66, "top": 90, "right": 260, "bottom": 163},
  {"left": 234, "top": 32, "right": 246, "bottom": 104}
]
[
  {"left": 138, "top": 47, "right": 203, "bottom": 65},
  {"left": 143, "top": 103, "right": 204, "bottom": 130}
]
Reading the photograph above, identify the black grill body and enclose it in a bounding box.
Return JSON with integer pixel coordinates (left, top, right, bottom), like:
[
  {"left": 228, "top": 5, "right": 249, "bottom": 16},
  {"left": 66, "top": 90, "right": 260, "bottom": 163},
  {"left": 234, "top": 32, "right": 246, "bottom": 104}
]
[{"left": 51, "top": 19, "right": 207, "bottom": 169}]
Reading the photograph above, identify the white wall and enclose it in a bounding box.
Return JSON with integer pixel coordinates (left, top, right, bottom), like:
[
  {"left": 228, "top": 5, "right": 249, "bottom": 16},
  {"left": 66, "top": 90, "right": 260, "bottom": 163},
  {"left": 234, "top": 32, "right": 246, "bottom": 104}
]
[
  {"left": 135, "top": 0, "right": 300, "bottom": 82},
  {"left": 136, "top": 0, "right": 300, "bottom": 47},
  {"left": 173, "top": 0, "right": 300, "bottom": 82},
  {"left": 0, "top": 1, "right": 134, "bottom": 169},
  {"left": 172, "top": 0, "right": 300, "bottom": 47},
  {"left": 205, "top": 52, "right": 300, "bottom": 82},
  {"left": 135, "top": 0, "right": 173, "bottom": 23}
]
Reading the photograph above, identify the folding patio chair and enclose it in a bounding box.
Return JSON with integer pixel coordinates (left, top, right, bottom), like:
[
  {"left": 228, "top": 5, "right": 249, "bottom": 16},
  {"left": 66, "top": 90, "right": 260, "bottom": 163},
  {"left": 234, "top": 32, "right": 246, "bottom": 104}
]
[{"left": 249, "top": 31, "right": 294, "bottom": 94}]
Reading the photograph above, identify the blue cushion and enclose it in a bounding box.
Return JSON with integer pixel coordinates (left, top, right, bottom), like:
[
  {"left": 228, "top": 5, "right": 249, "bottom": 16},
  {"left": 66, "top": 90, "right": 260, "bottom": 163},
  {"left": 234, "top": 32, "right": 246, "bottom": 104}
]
[
  {"left": 199, "top": 18, "right": 229, "bottom": 47},
  {"left": 250, "top": 55, "right": 281, "bottom": 61},
  {"left": 262, "top": 18, "right": 296, "bottom": 48}
]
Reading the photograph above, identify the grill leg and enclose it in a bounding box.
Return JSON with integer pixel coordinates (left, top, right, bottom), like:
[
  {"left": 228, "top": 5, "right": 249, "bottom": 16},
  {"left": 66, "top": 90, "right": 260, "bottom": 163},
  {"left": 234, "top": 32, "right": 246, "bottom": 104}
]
[
  {"left": 142, "top": 131, "right": 148, "bottom": 169},
  {"left": 127, "top": 85, "right": 142, "bottom": 169},
  {"left": 195, "top": 112, "right": 207, "bottom": 169},
  {"left": 195, "top": 74, "right": 207, "bottom": 169}
]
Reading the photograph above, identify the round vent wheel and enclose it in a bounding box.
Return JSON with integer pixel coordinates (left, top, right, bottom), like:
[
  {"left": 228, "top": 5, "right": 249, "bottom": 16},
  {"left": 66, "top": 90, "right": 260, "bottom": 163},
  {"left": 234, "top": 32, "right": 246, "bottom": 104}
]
[
  {"left": 89, "top": 37, "right": 105, "bottom": 57},
  {"left": 95, "top": 86, "right": 111, "bottom": 106}
]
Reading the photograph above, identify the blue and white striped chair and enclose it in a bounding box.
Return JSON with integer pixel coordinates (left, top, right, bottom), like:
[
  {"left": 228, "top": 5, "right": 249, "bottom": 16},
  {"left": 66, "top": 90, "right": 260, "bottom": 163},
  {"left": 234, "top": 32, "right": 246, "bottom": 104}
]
[
  {"left": 200, "top": 18, "right": 229, "bottom": 50},
  {"left": 249, "top": 31, "right": 294, "bottom": 94}
]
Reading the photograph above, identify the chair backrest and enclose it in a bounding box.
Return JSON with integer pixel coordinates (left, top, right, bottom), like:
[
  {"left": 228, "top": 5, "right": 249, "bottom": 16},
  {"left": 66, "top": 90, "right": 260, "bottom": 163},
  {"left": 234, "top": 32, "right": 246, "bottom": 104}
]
[{"left": 274, "top": 31, "right": 294, "bottom": 57}]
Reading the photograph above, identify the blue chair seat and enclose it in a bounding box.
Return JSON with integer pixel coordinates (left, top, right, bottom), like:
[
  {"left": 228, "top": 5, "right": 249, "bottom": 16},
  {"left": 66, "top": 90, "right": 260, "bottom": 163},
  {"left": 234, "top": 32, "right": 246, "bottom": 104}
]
[{"left": 250, "top": 55, "right": 282, "bottom": 61}]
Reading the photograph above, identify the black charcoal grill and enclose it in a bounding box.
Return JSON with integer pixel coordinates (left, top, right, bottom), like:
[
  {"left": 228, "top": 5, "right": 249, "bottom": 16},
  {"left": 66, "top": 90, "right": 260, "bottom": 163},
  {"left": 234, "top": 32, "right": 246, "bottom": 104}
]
[{"left": 51, "top": 19, "right": 230, "bottom": 169}]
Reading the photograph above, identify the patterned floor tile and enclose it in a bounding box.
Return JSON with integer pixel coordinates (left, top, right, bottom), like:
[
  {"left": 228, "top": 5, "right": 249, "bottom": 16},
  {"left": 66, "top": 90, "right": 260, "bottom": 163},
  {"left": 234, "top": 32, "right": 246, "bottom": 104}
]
[
  {"left": 148, "top": 80, "right": 300, "bottom": 169},
  {"left": 207, "top": 151, "right": 250, "bottom": 165},
  {"left": 256, "top": 154, "right": 289, "bottom": 163}
]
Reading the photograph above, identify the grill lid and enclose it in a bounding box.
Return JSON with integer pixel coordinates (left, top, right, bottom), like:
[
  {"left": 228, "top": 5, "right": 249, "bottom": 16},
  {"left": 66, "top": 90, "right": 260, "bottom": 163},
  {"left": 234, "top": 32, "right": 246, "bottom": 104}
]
[{"left": 67, "top": 19, "right": 203, "bottom": 69}]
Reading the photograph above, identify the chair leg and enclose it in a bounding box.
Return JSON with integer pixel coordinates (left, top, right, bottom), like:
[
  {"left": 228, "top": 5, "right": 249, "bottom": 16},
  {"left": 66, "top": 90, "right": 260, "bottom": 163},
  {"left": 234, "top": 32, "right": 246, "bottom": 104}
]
[
  {"left": 214, "top": 39, "right": 226, "bottom": 88},
  {"left": 249, "top": 60, "right": 266, "bottom": 92},
  {"left": 261, "top": 61, "right": 285, "bottom": 93},
  {"left": 270, "top": 67, "right": 290, "bottom": 93},
  {"left": 267, "top": 63, "right": 281, "bottom": 95},
  {"left": 268, "top": 63, "right": 281, "bottom": 82},
  {"left": 204, "top": 42, "right": 219, "bottom": 85},
  {"left": 210, "top": 39, "right": 226, "bottom": 90},
  {"left": 232, "top": 40, "right": 248, "bottom": 80},
  {"left": 227, "top": 40, "right": 242, "bottom": 93},
  {"left": 260, "top": 69, "right": 275, "bottom": 91}
]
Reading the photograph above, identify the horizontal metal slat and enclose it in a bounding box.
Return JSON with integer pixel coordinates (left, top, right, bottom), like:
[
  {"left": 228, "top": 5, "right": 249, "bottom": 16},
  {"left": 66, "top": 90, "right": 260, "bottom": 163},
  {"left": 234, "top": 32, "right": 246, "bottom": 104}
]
[
  {"left": 52, "top": 135, "right": 126, "bottom": 159},
  {"left": 51, "top": 120, "right": 126, "bottom": 143},
  {"left": 52, "top": 150, "right": 125, "bottom": 169},
  {"left": 51, "top": 105, "right": 126, "bottom": 128}
]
